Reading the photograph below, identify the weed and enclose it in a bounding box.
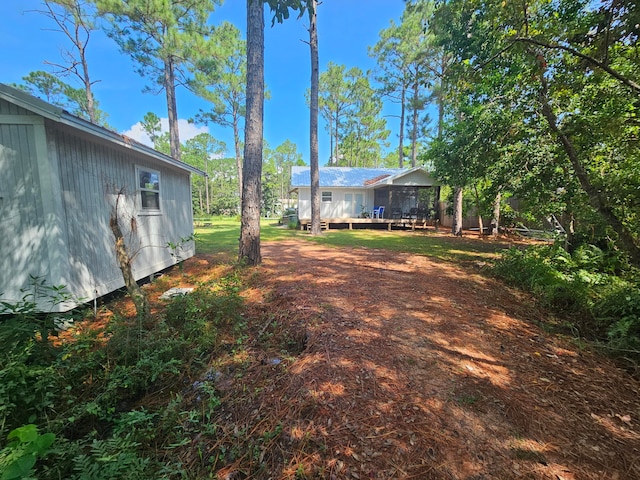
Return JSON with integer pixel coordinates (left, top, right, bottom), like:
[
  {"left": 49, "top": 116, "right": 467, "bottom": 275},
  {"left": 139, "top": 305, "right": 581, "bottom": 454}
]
[
  {"left": 0, "top": 424, "right": 55, "bottom": 480},
  {"left": 493, "top": 244, "right": 640, "bottom": 358}
]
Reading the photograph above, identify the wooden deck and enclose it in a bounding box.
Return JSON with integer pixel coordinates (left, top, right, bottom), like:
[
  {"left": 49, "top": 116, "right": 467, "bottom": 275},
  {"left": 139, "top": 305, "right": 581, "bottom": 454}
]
[{"left": 299, "top": 217, "right": 439, "bottom": 231}]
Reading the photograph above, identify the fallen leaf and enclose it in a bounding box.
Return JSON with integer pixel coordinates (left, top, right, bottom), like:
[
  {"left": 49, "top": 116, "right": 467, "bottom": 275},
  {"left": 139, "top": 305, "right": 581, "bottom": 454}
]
[{"left": 616, "top": 414, "right": 632, "bottom": 425}]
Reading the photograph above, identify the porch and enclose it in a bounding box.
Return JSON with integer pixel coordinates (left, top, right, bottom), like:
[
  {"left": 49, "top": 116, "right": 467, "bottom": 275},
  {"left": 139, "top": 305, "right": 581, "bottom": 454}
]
[{"left": 299, "top": 217, "right": 440, "bottom": 232}]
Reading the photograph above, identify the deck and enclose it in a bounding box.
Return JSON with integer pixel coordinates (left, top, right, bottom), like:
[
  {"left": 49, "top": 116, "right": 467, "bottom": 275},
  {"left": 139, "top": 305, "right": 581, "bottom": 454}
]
[{"left": 298, "top": 217, "right": 439, "bottom": 231}]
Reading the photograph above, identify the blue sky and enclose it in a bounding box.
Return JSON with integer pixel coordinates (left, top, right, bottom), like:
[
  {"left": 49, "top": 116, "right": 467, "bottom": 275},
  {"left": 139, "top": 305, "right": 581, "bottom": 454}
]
[{"left": 0, "top": 1, "right": 406, "bottom": 164}]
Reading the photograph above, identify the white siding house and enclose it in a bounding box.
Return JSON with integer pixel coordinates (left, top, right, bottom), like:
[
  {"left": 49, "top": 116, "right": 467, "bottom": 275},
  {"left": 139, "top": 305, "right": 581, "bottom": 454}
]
[
  {"left": 291, "top": 166, "right": 440, "bottom": 221},
  {"left": 0, "top": 84, "right": 204, "bottom": 312}
]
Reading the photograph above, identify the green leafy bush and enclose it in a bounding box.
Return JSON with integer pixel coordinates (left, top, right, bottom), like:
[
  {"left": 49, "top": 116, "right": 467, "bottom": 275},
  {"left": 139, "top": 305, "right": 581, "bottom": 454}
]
[
  {"left": 0, "top": 269, "right": 248, "bottom": 479},
  {"left": 0, "top": 425, "right": 55, "bottom": 480},
  {"left": 0, "top": 344, "right": 59, "bottom": 439},
  {"left": 493, "top": 243, "right": 640, "bottom": 355}
]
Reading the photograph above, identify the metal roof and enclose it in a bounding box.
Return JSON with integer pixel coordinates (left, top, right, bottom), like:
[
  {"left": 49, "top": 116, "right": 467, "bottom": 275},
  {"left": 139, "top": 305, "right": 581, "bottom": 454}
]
[
  {"left": 0, "top": 83, "right": 206, "bottom": 177},
  {"left": 291, "top": 166, "right": 439, "bottom": 188},
  {"left": 291, "top": 166, "right": 407, "bottom": 188}
]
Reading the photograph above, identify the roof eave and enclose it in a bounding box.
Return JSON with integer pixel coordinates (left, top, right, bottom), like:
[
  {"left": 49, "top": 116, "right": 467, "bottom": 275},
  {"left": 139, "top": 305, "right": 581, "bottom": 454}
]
[
  {"left": 58, "top": 113, "right": 207, "bottom": 176},
  {"left": 0, "top": 83, "right": 206, "bottom": 177}
]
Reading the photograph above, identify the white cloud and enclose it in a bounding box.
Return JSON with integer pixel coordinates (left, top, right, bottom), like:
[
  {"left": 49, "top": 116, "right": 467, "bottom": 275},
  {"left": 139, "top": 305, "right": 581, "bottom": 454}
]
[{"left": 122, "top": 118, "right": 209, "bottom": 147}]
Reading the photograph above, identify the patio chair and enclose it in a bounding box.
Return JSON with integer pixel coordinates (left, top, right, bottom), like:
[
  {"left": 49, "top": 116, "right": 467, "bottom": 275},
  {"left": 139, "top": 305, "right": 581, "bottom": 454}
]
[{"left": 372, "top": 206, "right": 385, "bottom": 219}]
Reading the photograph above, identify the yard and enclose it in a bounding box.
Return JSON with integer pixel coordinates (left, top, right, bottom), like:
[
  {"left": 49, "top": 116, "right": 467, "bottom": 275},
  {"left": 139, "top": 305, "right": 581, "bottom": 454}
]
[
  {"left": 160, "top": 221, "right": 640, "bottom": 478},
  {"left": 7, "top": 220, "right": 638, "bottom": 479}
]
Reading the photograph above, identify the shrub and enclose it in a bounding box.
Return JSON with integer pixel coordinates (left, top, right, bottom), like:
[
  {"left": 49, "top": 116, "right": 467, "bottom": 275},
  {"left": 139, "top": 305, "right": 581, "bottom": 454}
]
[
  {"left": 0, "top": 424, "right": 55, "bottom": 480},
  {"left": 493, "top": 243, "right": 640, "bottom": 356}
]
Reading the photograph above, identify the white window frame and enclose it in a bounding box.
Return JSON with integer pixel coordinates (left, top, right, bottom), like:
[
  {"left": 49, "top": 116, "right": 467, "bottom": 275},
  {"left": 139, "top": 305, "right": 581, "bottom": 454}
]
[
  {"left": 321, "top": 191, "right": 332, "bottom": 203},
  {"left": 136, "top": 166, "right": 162, "bottom": 214}
]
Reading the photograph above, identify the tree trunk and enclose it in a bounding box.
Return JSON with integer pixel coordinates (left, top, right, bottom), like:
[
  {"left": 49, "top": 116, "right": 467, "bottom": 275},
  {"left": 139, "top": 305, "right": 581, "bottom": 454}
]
[
  {"left": 239, "top": 0, "right": 264, "bottom": 265},
  {"left": 452, "top": 186, "right": 463, "bottom": 236},
  {"left": 309, "top": 0, "right": 321, "bottom": 236},
  {"left": 328, "top": 115, "right": 334, "bottom": 163},
  {"left": 398, "top": 83, "right": 406, "bottom": 168},
  {"left": 334, "top": 113, "right": 339, "bottom": 164},
  {"left": 491, "top": 191, "right": 501, "bottom": 236},
  {"left": 164, "top": 56, "right": 181, "bottom": 161},
  {"left": 205, "top": 177, "right": 210, "bottom": 215},
  {"left": 233, "top": 106, "right": 243, "bottom": 213},
  {"left": 538, "top": 78, "right": 640, "bottom": 264},
  {"left": 411, "top": 80, "right": 418, "bottom": 167},
  {"left": 79, "top": 45, "right": 96, "bottom": 123},
  {"left": 473, "top": 184, "right": 483, "bottom": 235},
  {"left": 437, "top": 55, "right": 447, "bottom": 141},
  {"left": 109, "top": 199, "right": 149, "bottom": 319}
]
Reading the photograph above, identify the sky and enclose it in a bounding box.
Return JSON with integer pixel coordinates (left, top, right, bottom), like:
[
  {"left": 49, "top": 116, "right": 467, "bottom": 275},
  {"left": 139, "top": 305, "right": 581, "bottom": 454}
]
[{"left": 0, "top": 0, "right": 406, "bottom": 165}]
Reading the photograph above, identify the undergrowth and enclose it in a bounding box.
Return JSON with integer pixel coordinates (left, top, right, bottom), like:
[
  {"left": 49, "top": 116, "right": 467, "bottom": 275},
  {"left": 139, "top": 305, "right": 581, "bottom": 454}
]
[
  {"left": 493, "top": 242, "right": 640, "bottom": 359},
  {"left": 0, "top": 273, "right": 246, "bottom": 479}
]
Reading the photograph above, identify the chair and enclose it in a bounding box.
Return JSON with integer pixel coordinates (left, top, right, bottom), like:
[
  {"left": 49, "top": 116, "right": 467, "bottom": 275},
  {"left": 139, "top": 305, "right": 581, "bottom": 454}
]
[{"left": 372, "top": 206, "right": 385, "bottom": 219}]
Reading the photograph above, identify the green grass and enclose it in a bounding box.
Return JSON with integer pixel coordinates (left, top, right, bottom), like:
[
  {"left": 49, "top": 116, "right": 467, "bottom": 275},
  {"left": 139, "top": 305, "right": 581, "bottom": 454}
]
[{"left": 195, "top": 218, "right": 509, "bottom": 263}]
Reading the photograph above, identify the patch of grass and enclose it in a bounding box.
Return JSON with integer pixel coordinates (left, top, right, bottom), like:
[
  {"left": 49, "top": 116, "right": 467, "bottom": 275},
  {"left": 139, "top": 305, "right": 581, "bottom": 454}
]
[
  {"left": 195, "top": 219, "right": 306, "bottom": 256},
  {"left": 195, "top": 218, "right": 508, "bottom": 264},
  {"left": 306, "top": 229, "right": 505, "bottom": 263}
]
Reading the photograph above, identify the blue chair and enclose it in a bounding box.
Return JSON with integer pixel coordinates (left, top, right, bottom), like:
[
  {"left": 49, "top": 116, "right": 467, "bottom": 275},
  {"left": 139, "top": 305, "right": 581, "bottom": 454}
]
[{"left": 372, "top": 206, "right": 385, "bottom": 219}]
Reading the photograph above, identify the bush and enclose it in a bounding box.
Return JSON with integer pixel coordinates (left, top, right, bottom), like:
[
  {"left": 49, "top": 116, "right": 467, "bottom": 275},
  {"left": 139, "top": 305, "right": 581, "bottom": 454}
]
[
  {"left": 0, "top": 271, "right": 249, "bottom": 479},
  {"left": 493, "top": 243, "right": 640, "bottom": 355}
]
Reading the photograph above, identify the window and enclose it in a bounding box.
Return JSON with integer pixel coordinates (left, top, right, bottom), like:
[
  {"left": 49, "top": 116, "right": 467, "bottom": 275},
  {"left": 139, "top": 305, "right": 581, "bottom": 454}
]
[
  {"left": 321, "top": 191, "right": 332, "bottom": 202},
  {"left": 137, "top": 167, "right": 161, "bottom": 212}
]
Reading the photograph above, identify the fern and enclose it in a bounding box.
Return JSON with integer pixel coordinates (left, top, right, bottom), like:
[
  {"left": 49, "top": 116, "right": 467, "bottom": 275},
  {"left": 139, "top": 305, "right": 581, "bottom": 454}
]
[{"left": 72, "top": 436, "right": 150, "bottom": 480}]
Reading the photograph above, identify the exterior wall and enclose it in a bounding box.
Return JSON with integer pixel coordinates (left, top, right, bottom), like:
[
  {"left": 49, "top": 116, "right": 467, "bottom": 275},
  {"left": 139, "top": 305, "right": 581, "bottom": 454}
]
[
  {"left": 0, "top": 96, "right": 195, "bottom": 312},
  {"left": 0, "top": 101, "right": 64, "bottom": 308},
  {"left": 297, "top": 188, "right": 374, "bottom": 219},
  {"left": 390, "top": 169, "right": 437, "bottom": 186},
  {"left": 49, "top": 122, "right": 195, "bottom": 307}
]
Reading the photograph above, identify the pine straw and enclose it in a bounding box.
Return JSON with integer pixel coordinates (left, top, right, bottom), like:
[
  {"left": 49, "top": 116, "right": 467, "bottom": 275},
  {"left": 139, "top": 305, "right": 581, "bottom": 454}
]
[
  {"left": 182, "top": 240, "right": 639, "bottom": 480},
  {"left": 74, "top": 237, "right": 640, "bottom": 479}
]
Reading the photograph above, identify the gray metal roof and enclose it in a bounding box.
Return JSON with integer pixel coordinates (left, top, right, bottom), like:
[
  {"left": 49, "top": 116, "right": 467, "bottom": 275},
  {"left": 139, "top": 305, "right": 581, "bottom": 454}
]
[
  {"left": 0, "top": 83, "right": 206, "bottom": 177},
  {"left": 291, "top": 166, "right": 407, "bottom": 187}
]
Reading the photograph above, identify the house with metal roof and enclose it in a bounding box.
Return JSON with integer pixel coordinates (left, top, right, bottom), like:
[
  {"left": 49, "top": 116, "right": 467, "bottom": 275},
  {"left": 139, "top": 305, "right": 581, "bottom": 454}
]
[
  {"left": 291, "top": 166, "right": 440, "bottom": 229},
  {"left": 0, "top": 83, "right": 204, "bottom": 311}
]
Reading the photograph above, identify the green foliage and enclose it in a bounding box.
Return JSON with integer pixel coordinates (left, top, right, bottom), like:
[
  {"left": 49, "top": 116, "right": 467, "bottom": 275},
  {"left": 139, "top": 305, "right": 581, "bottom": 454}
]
[
  {"left": 164, "top": 280, "right": 245, "bottom": 351},
  {"left": 12, "top": 71, "right": 108, "bottom": 125},
  {"left": 166, "top": 233, "right": 197, "bottom": 266},
  {"left": 0, "top": 278, "right": 79, "bottom": 437},
  {"left": 0, "top": 261, "right": 250, "bottom": 478},
  {"left": 262, "top": 140, "right": 305, "bottom": 217},
  {"left": 0, "top": 425, "right": 55, "bottom": 480},
  {"left": 424, "top": 0, "right": 640, "bottom": 263},
  {"left": 316, "top": 62, "right": 389, "bottom": 166},
  {"left": 593, "top": 284, "right": 640, "bottom": 351},
  {"left": 493, "top": 243, "right": 640, "bottom": 354},
  {"left": 0, "top": 344, "right": 58, "bottom": 439},
  {"left": 71, "top": 435, "right": 150, "bottom": 480}
]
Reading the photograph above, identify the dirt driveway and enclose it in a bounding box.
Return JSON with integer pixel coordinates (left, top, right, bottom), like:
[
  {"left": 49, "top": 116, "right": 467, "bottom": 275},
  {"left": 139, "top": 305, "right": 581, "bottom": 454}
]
[{"left": 203, "top": 239, "right": 640, "bottom": 479}]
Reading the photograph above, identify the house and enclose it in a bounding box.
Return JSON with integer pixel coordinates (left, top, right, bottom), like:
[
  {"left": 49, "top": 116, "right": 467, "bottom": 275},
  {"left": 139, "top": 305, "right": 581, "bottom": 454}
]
[
  {"left": 291, "top": 166, "right": 440, "bottom": 227},
  {"left": 0, "top": 83, "right": 204, "bottom": 312}
]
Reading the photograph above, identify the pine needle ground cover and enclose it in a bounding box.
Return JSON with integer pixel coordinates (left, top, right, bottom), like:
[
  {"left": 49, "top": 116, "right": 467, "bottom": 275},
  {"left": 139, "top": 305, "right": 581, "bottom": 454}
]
[{"left": 2, "top": 222, "right": 638, "bottom": 479}]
